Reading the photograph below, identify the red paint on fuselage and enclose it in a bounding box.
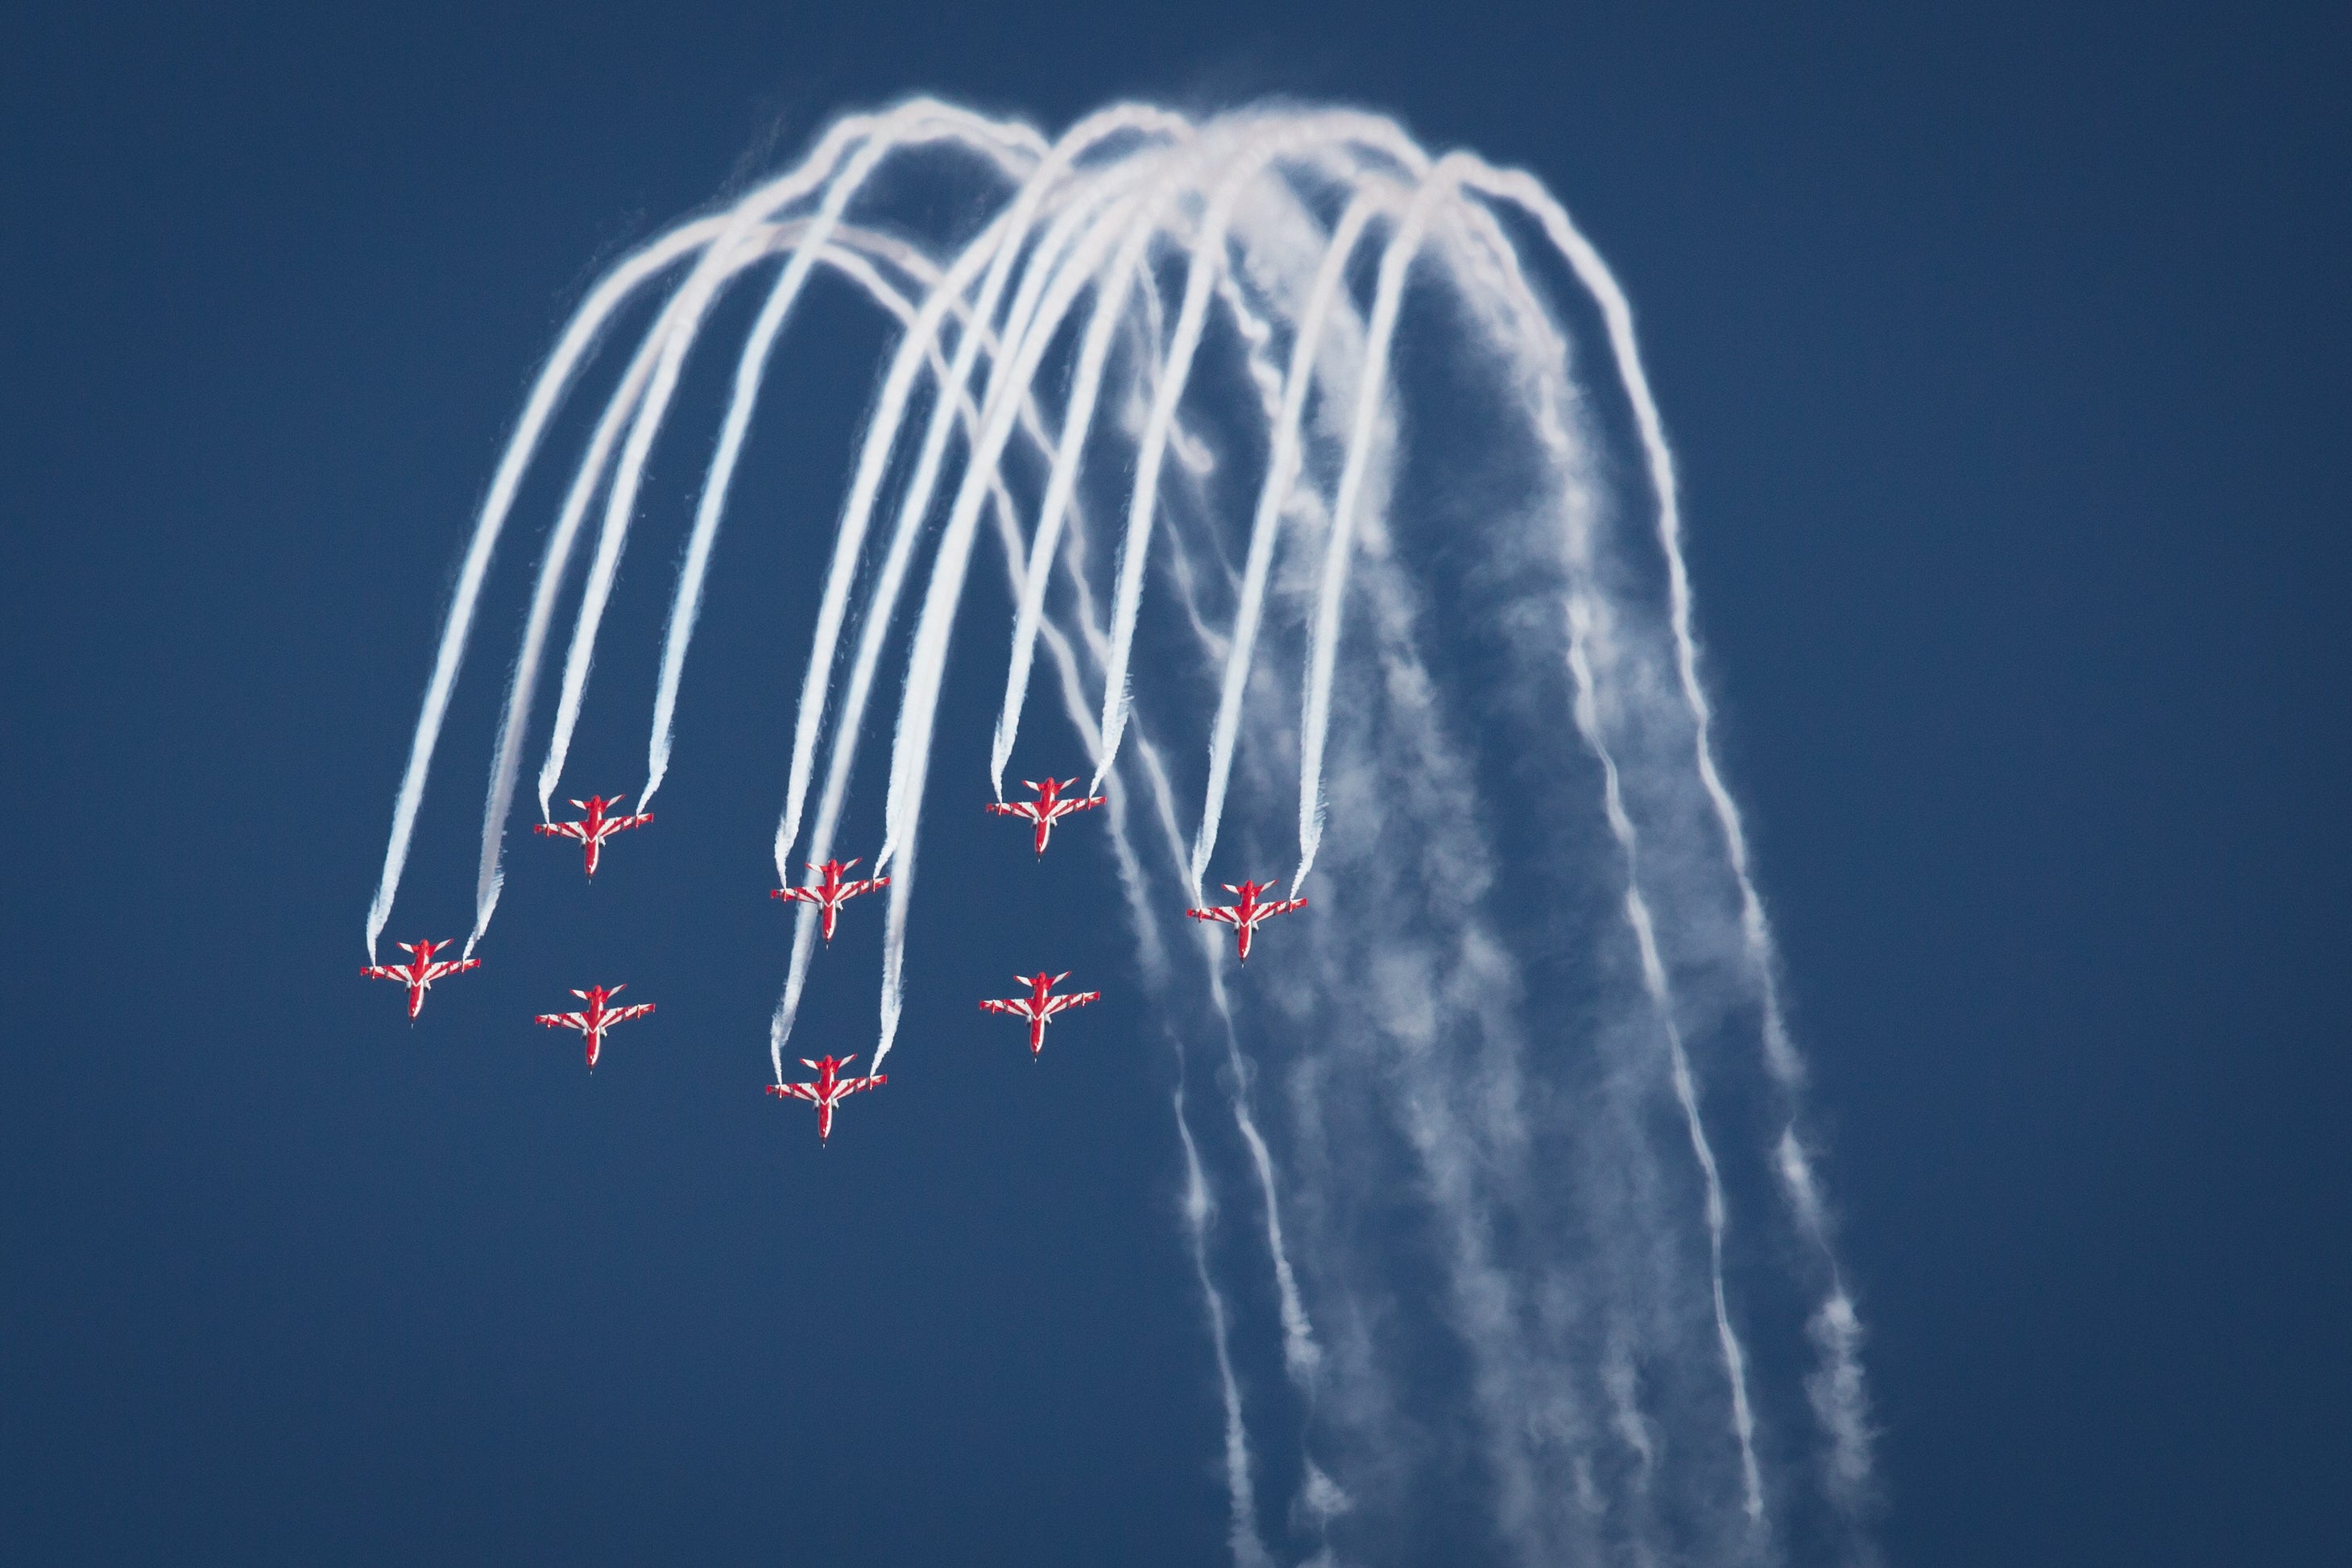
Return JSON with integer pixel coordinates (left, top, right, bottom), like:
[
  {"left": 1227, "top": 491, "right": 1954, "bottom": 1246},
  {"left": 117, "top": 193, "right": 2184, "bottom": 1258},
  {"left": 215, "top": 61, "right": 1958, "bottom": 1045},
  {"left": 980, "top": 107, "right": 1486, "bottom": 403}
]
[
  {"left": 986, "top": 776, "right": 1104, "bottom": 855},
  {"left": 362, "top": 937, "right": 480, "bottom": 1019},
  {"left": 771, "top": 858, "right": 887, "bottom": 942}
]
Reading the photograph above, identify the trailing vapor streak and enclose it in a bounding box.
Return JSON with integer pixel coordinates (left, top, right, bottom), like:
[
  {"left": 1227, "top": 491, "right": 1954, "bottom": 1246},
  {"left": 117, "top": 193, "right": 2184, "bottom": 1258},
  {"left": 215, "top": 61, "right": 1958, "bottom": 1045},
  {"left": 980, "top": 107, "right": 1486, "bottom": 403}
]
[
  {"left": 1460, "top": 161, "right": 1803, "bottom": 1084},
  {"left": 1087, "top": 118, "right": 1418, "bottom": 802},
  {"left": 992, "top": 387, "right": 1295, "bottom": 1548},
  {"left": 1566, "top": 596, "right": 1764, "bottom": 1523},
  {"left": 764, "top": 205, "right": 1144, "bottom": 1075},
  {"left": 366, "top": 213, "right": 727, "bottom": 961},
  {"left": 771, "top": 106, "right": 1186, "bottom": 883},
  {"left": 456, "top": 103, "right": 1043, "bottom": 954},
  {"left": 539, "top": 105, "right": 1040, "bottom": 825},
  {"left": 772, "top": 153, "right": 1174, "bottom": 1072},
  {"left": 1175, "top": 1052, "right": 1280, "bottom": 1568},
  {"left": 473, "top": 109, "right": 920, "bottom": 945},
  {"left": 1190, "top": 189, "right": 1385, "bottom": 901},
  {"left": 641, "top": 118, "right": 1042, "bottom": 810},
  {"left": 468, "top": 215, "right": 943, "bottom": 954},
  {"left": 1293, "top": 158, "right": 1470, "bottom": 892},
  {"left": 868, "top": 160, "right": 1194, "bottom": 1068},
  {"left": 469, "top": 254, "right": 727, "bottom": 953},
  {"left": 1464, "top": 155, "right": 1872, "bottom": 1512}
]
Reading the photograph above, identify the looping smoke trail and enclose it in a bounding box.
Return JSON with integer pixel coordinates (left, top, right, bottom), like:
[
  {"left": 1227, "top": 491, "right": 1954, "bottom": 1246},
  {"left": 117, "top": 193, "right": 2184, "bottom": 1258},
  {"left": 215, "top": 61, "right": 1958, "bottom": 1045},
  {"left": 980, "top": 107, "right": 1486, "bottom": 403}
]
[
  {"left": 540, "top": 105, "right": 1041, "bottom": 823},
  {"left": 1570, "top": 586, "right": 1764, "bottom": 1520},
  {"left": 1083, "top": 116, "right": 1423, "bottom": 802},
  {"left": 864, "top": 136, "right": 1219, "bottom": 1067},
  {"left": 1190, "top": 188, "right": 1385, "bottom": 903},
  {"left": 365, "top": 213, "right": 727, "bottom": 962},
  {"left": 774, "top": 155, "right": 1178, "bottom": 1071},
  {"left": 640, "top": 118, "right": 1043, "bottom": 810},
  {"left": 1291, "top": 155, "right": 1476, "bottom": 892},
  {"left": 1464, "top": 155, "right": 1873, "bottom": 1511},
  {"left": 368, "top": 99, "right": 1874, "bottom": 1564},
  {"left": 770, "top": 107, "right": 1190, "bottom": 887}
]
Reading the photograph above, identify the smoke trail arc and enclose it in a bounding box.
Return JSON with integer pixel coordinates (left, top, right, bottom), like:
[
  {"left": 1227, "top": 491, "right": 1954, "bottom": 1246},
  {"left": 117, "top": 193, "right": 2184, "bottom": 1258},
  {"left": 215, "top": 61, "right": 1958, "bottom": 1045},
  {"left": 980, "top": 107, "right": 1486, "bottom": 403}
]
[{"left": 364, "top": 97, "right": 1874, "bottom": 1566}]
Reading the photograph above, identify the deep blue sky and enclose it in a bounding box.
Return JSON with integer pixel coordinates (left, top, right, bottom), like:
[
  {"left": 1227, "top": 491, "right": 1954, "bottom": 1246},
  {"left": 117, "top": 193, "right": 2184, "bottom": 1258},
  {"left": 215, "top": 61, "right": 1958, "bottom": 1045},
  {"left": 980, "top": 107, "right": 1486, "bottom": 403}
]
[{"left": 4, "top": 2, "right": 2347, "bottom": 1562}]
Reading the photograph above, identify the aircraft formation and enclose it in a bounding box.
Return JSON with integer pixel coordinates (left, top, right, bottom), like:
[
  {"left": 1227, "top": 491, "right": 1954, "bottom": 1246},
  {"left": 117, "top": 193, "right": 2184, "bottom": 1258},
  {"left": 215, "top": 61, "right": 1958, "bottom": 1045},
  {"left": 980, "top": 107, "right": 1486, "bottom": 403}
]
[{"left": 363, "top": 776, "right": 1306, "bottom": 1141}]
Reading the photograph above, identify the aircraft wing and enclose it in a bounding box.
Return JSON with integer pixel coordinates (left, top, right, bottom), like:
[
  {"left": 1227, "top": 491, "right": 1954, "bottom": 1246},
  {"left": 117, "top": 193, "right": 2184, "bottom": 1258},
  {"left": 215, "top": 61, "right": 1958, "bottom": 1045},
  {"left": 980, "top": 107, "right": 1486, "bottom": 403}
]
[
  {"left": 607, "top": 812, "right": 654, "bottom": 834},
  {"left": 1186, "top": 904, "right": 1241, "bottom": 926},
  {"left": 768, "top": 1081, "right": 820, "bottom": 1104},
  {"left": 979, "top": 998, "right": 1035, "bottom": 1020},
  {"left": 1043, "top": 990, "right": 1100, "bottom": 1017},
  {"left": 421, "top": 958, "right": 479, "bottom": 983},
  {"left": 1050, "top": 795, "right": 1104, "bottom": 819},
  {"left": 772, "top": 885, "right": 817, "bottom": 904},
  {"left": 360, "top": 964, "right": 408, "bottom": 983},
  {"left": 607, "top": 1003, "right": 656, "bottom": 1025},
  {"left": 533, "top": 821, "right": 588, "bottom": 842},
  {"left": 839, "top": 876, "right": 886, "bottom": 900},
  {"left": 839, "top": 1074, "right": 884, "bottom": 1097},
  {"left": 1260, "top": 897, "right": 1310, "bottom": 919},
  {"left": 536, "top": 1012, "right": 588, "bottom": 1032},
  {"left": 984, "top": 801, "right": 1039, "bottom": 821}
]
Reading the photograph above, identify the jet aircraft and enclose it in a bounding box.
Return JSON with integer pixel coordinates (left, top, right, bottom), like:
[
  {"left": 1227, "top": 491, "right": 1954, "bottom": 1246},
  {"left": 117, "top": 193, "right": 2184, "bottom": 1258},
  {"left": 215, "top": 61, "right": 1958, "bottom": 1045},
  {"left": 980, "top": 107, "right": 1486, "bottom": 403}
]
[
  {"left": 767, "top": 1054, "right": 885, "bottom": 1143},
  {"left": 979, "top": 970, "right": 1102, "bottom": 1058},
  {"left": 771, "top": 858, "right": 888, "bottom": 942},
  {"left": 986, "top": 776, "right": 1104, "bottom": 855},
  {"left": 533, "top": 792, "right": 653, "bottom": 877},
  {"left": 534, "top": 983, "right": 655, "bottom": 1069},
  {"left": 362, "top": 938, "right": 480, "bottom": 1019},
  {"left": 1185, "top": 879, "right": 1310, "bottom": 962}
]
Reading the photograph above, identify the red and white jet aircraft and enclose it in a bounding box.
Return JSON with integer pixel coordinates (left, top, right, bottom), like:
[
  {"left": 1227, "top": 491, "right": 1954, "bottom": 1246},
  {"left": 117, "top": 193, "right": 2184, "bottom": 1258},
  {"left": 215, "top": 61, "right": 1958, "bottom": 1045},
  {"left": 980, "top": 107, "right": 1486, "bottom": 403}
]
[
  {"left": 986, "top": 776, "right": 1104, "bottom": 855},
  {"left": 771, "top": 858, "right": 888, "bottom": 942},
  {"left": 533, "top": 792, "right": 653, "bottom": 877},
  {"left": 1185, "top": 879, "right": 1310, "bottom": 962},
  {"left": 979, "top": 970, "right": 1102, "bottom": 1058},
  {"left": 362, "top": 938, "right": 481, "bottom": 1019},
  {"left": 534, "top": 983, "right": 656, "bottom": 1069},
  {"left": 767, "top": 1054, "right": 885, "bottom": 1144}
]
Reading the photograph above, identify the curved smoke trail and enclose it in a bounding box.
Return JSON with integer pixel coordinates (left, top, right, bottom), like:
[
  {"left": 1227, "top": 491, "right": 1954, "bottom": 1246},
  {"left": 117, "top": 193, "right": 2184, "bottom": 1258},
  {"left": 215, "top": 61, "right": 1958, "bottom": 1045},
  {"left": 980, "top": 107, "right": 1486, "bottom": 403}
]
[{"left": 365, "top": 98, "right": 1874, "bottom": 1565}]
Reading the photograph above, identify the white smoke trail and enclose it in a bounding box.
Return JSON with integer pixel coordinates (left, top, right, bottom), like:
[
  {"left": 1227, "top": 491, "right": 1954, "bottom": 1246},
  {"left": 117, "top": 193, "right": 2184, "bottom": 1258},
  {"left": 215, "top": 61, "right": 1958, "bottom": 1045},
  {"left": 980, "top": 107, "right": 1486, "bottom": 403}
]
[
  {"left": 640, "top": 118, "right": 1044, "bottom": 809},
  {"left": 981, "top": 147, "right": 1190, "bottom": 810},
  {"left": 1466, "top": 156, "right": 1873, "bottom": 1511},
  {"left": 1001, "top": 128, "right": 1269, "bottom": 801},
  {"left": 770, "top": 136, "right": 1179, "bottom": 1069},
  {"left": 972, "top": 322, "right": 1285, "bottom": 1551},
  {"left": 453, "top": 104, "right": 1045, "bottom": 954},
  {"left": 868, "top": 155, "right": 1197, "bottom": 1068},
  {"left": 1423, "top": 178, "right": 1787, "bottom": 1534},
  {"left": 365, "top": 213, "right": 727, "bottom": 961},
  {"left": 874, "top": 167, "right": 1179, "bottom": 867},
  {"left": 466, "top": 242, "right": 756, "bottom": 954},
  {"left": 1291, "top": 157, "right": 1475, "bottom": 892},
  {"left": 1174, "top": 1049, "right": 1280, "bottom": 1568},
  {"left": 1566, "top": 594, "right": 1764, "bottom": 1523},
  {"left": 950, "top": 203, "right": 1323, "bottom": 1523},
  {"left": 1462, "top": 161, "right": 1802, "bottom": 1084},
  {"left": 465, "top": 213, "right": 932, "bottom": 953},
  {"left": 770, "top": 106, "right": 1187, "bottom": 883},
  {"left": 1087, "top": 119, "right": 1416, "bottom": 804},
  {"left": 762, "top": 205, "right": 1137, "bottom": 1075},
  {"left": 1189, "top": 189, "right": 1385, "bottom": 901},
  {"left": 538, "top": 104, "right": 1041, "bottom": 824},
  {"left": 1778, "top": 1129, "right": 1875, "bottom": 1507},
  {"left": 466, "top": 110, "right": 917, "bottom": 950}
]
